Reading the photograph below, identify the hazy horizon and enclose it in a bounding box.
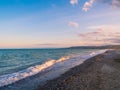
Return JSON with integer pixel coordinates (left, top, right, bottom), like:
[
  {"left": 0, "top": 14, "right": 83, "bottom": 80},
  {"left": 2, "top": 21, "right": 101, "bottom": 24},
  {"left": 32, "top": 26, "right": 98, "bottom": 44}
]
[{"left": 0, "top": 0, "right": 120, "bottom": 48}]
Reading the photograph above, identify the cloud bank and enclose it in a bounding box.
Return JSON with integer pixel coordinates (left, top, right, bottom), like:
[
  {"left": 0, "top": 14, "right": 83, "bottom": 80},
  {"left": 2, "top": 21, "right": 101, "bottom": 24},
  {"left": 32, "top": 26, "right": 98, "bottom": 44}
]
[
  {"left": 36, "top": 43, "right": 58, "bottom": 46},
  {"left": 78, "top": 29, "right": 120, "bottom": 45},
  {"left": 69, "top": 0, "right": 120, "bottom": 11},
  {"left": 112, "top": 0, "right": 120, "bottom": 8},
  {"left": 82, "top": 0, "right": 120, "bottom": 12},
  {"left": 97, "top": 0, "right": 120, "bottom": 8}
]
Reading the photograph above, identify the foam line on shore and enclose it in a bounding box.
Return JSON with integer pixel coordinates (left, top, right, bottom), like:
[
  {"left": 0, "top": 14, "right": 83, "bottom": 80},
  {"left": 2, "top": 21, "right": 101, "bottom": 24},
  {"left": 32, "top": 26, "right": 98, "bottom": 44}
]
[{"left": 0, "top": 50, "right": 107, "bottom": 87}]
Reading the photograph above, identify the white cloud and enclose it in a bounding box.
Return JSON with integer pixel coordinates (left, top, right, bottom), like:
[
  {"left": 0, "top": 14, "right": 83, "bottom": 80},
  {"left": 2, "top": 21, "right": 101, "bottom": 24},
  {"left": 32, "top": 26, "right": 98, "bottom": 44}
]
[
  {"left": 82, "top": 0, "right": 96, "bottom": 12},
  {"left": 68, "top": 21, "right": 79, "bottom": 28},
  {"left": 82, "top": 0, "right": 120, "bottom": 12},
  {"left": 70, "top": 0, "right": 78, "bottom": 5}
]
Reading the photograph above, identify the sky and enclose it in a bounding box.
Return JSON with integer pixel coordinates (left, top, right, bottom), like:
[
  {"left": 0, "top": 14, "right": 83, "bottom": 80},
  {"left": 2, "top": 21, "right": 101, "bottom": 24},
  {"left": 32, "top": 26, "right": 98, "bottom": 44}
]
[{"left": 0, "top": 0, "right": 120, "bottom": 48}]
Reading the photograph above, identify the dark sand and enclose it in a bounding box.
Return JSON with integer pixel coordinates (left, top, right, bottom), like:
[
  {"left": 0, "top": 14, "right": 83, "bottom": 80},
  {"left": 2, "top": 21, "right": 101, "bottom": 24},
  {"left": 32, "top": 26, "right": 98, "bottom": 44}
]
[{"left": 37, "top": 50, "right": 120, "bottom": 90}]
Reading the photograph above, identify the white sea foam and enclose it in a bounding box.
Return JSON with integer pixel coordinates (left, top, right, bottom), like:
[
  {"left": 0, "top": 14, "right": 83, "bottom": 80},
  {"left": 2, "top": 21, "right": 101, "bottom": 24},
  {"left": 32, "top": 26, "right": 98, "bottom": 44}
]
[{"left": 0, "top": 50, "right": 107, "bottom": 87}]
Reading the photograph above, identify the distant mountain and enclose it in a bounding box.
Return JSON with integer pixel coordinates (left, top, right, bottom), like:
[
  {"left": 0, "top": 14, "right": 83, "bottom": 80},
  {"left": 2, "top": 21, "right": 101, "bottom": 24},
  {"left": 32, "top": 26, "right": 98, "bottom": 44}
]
[{"left": 69, "top": 45, "right": 120, "bottom": 49}]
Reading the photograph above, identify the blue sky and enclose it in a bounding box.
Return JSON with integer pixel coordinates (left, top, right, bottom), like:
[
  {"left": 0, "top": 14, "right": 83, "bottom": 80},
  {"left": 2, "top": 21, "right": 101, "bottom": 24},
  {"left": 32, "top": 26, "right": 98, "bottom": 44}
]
[{"left": 0, "top": 0, "right": 120, "bottom": 48}]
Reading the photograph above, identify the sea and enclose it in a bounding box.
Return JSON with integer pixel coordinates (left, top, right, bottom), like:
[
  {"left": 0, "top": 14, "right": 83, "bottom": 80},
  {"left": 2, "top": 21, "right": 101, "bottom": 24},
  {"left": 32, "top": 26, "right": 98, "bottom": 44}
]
[{"left": 0, "top": 48, "right": 106, "bottom": 90}]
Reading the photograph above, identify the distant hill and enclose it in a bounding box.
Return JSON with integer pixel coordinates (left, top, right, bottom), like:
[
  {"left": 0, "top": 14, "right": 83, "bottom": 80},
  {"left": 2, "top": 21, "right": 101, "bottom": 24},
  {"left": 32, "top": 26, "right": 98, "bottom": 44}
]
[{"left": 69, "top": 45, "right": 120, "bottom": 49}]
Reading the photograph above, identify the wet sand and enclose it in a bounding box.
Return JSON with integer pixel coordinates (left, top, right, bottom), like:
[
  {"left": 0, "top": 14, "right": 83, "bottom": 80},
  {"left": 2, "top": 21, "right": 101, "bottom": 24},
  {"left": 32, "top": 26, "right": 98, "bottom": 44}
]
[{"left": 37, "top": 50, "right": 120, "bottom": 90}]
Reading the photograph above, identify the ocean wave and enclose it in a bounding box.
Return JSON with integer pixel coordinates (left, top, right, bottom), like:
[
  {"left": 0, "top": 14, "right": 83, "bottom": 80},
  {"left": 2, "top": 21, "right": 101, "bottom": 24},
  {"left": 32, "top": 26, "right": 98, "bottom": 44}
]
[{"left": 0, "top": 50, "right": 107, "bottom": 87}]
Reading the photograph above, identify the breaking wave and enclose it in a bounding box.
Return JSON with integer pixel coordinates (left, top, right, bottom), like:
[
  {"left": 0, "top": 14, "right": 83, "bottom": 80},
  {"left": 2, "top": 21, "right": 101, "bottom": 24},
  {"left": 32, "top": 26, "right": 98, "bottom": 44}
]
[{"left": 0, "top": 50, "right": 107, "bottom": 87}]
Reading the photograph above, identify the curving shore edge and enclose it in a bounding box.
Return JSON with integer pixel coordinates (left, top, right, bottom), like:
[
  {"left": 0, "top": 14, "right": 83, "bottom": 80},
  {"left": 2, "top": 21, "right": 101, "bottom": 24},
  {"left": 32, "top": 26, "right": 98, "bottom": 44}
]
[{"left": 37, "top": 50, "right": 120, "bottom": 90}]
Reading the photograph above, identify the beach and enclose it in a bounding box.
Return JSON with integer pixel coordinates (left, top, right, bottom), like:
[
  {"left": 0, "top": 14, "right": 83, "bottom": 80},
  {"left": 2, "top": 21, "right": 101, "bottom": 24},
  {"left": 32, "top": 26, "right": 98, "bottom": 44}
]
[
  {"left": 37, "top": 50, "right": 120, "bottom": 90},
  {"left": 0, "top": 49, "right": 106, "bottom": 90},
  {"left": 0, "top": 49, "right": 120, "bottom": 90},
  {"left": 0, "top": 0, "right": 120, "bottom": 89}
]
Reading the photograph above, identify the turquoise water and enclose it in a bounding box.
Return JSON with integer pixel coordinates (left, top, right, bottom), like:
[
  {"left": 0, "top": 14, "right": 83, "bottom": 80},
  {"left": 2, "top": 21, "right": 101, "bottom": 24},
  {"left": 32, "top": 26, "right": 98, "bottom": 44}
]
[
  {"left": 0, "top": 48, "right": 94, "bottom": 75},
  {"left": 0, "top": 48, "right": 105, "bottom": 89}
]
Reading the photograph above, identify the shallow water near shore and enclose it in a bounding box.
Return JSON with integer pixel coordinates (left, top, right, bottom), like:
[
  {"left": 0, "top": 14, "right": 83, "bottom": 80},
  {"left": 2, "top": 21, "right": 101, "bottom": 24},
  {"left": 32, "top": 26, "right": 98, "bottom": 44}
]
[{"left": 0, "top": 48, "right": 106, "bottom": 90}]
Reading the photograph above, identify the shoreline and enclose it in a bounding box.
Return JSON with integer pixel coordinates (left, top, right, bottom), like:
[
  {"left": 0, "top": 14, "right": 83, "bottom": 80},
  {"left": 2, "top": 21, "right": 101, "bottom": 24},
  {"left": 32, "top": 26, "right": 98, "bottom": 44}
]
[
  {"left": 1, "top": 49, "right": 119, "bottom": 90},
  {"left": 0, "top": 49, "right": 106, "bottom": 90},
  {"left": 37, "top": 50, "right": 120, "bottom": 90}
]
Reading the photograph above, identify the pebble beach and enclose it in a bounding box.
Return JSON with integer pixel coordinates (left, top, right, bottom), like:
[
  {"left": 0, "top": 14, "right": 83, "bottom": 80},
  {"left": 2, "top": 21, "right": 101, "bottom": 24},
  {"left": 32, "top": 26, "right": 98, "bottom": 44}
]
[{"left": 37, "top": 50, "right": 120, "bottom": 90}]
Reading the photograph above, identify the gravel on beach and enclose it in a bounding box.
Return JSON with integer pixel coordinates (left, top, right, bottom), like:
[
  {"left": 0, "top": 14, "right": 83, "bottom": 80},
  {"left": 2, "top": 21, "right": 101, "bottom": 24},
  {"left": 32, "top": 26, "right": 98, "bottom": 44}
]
[{"left": 37, "top": 50, "right": 120, "bottom": 90}]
